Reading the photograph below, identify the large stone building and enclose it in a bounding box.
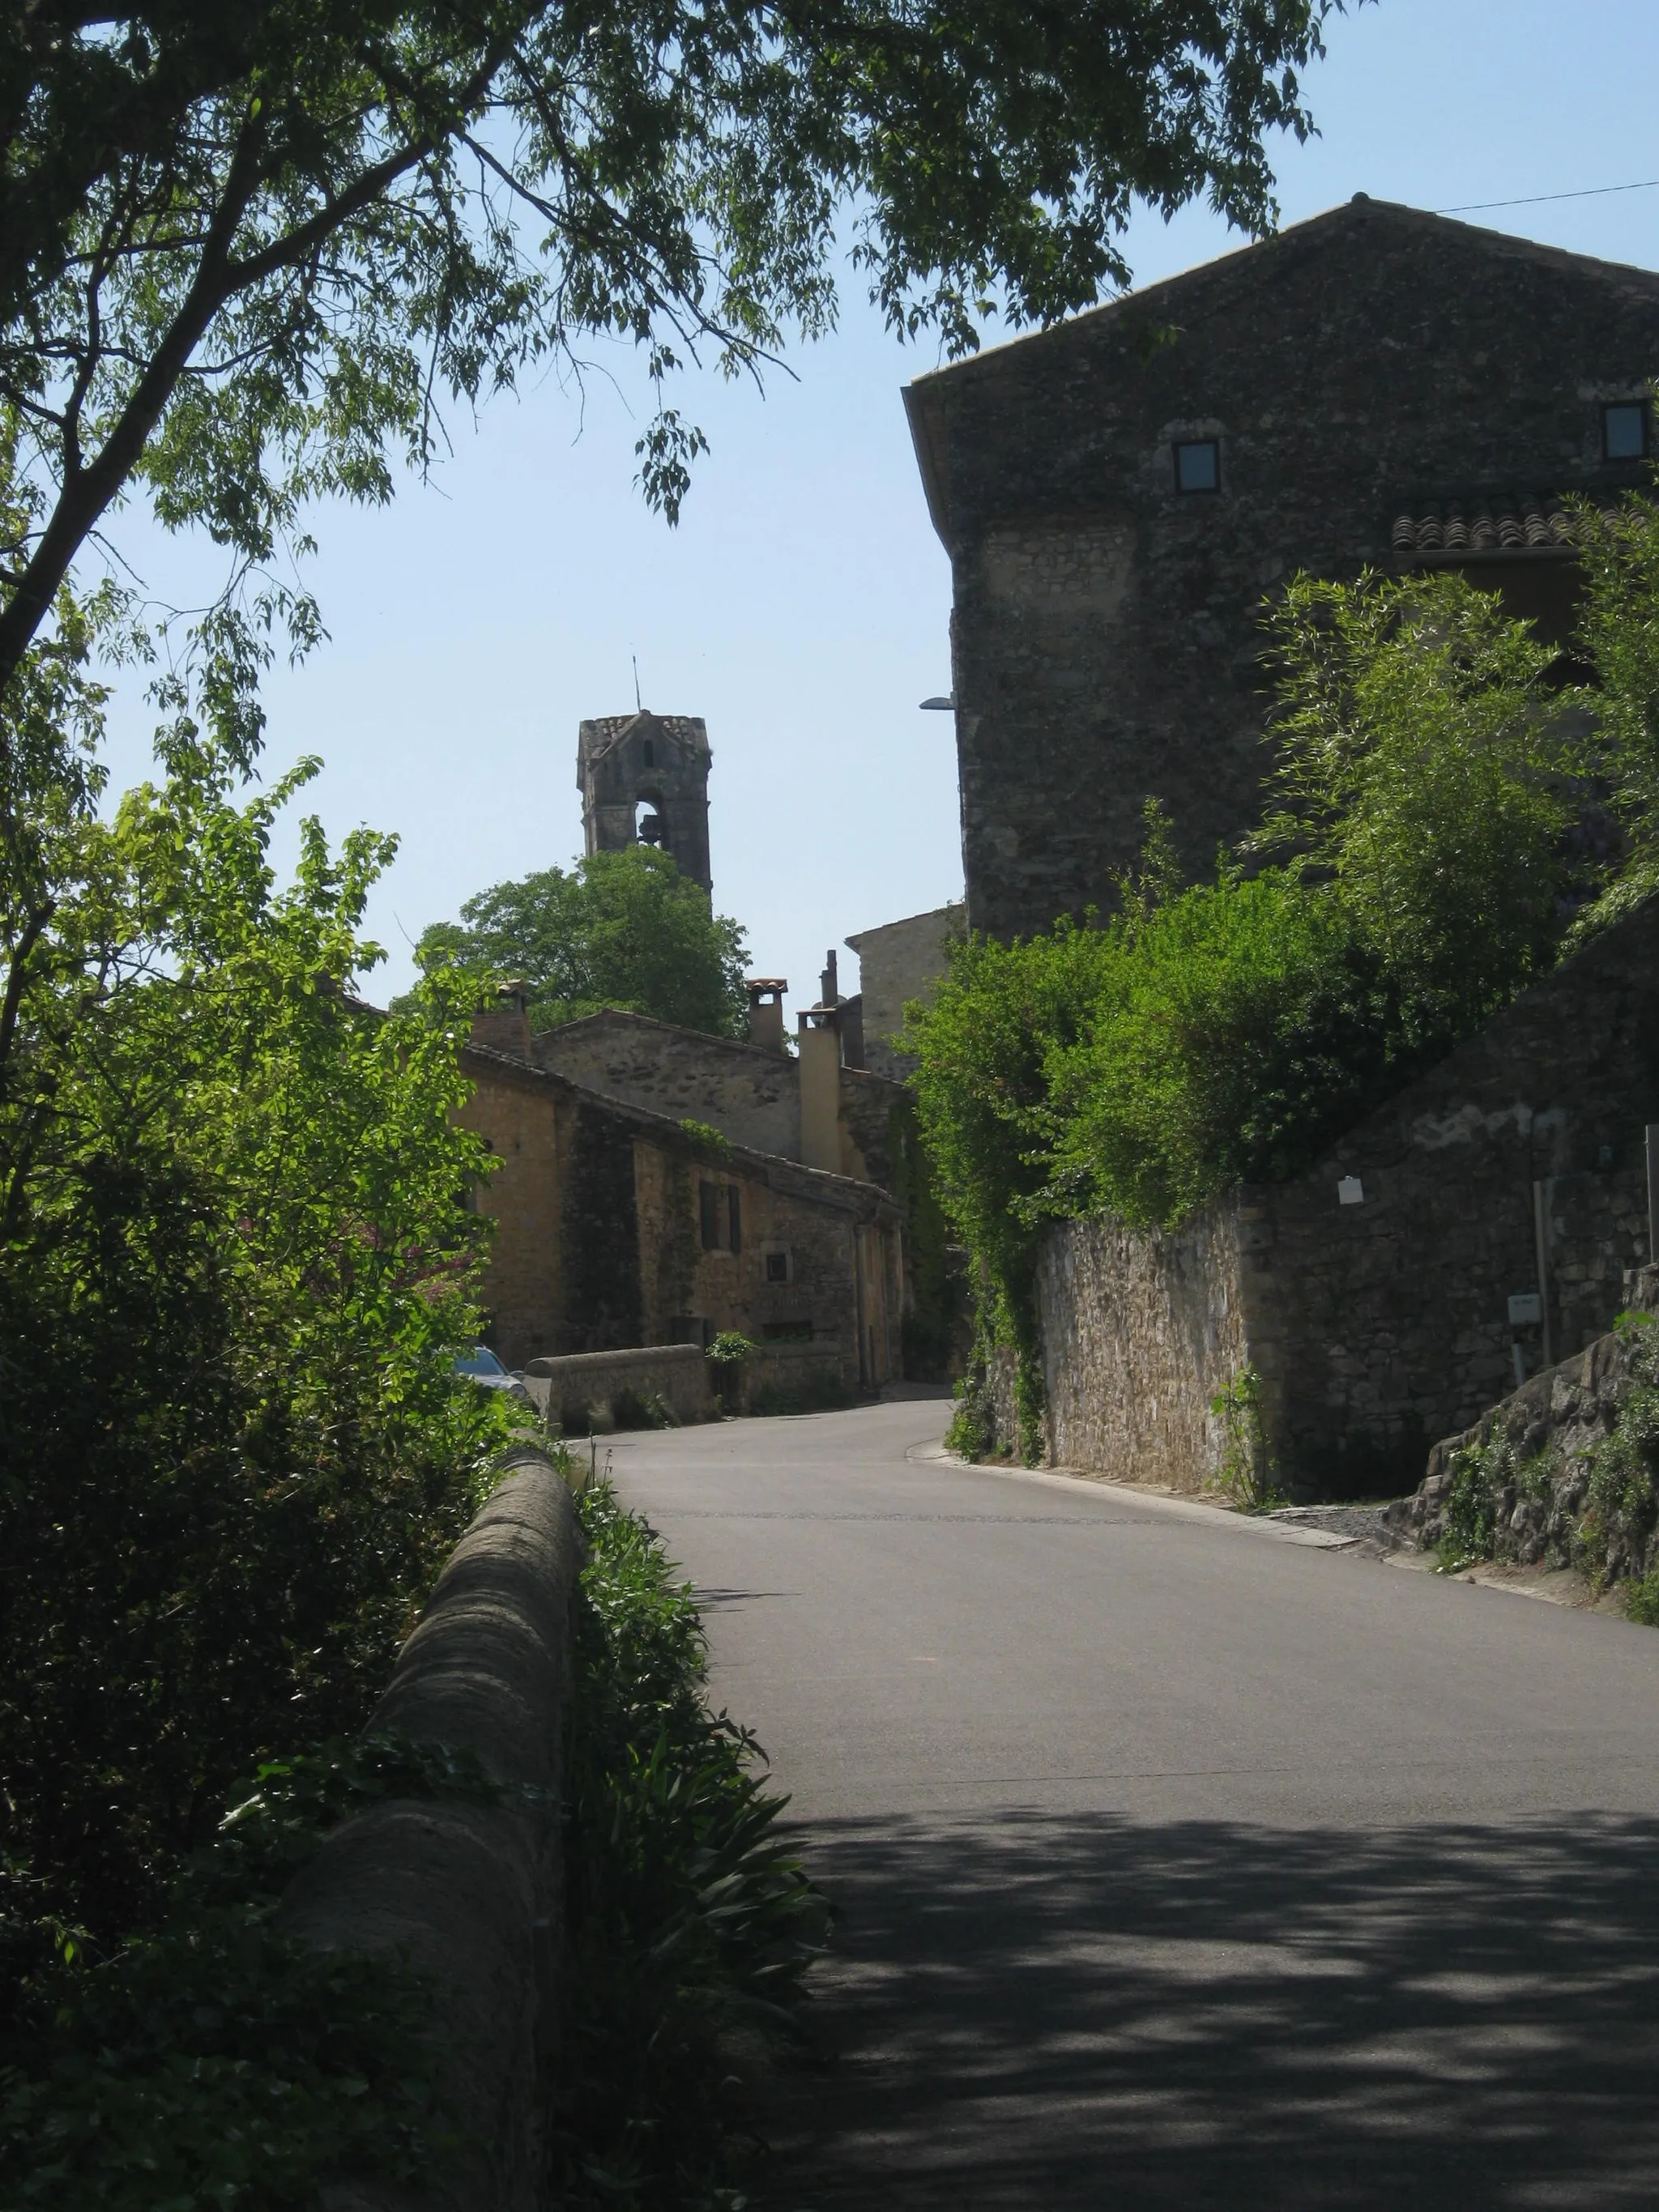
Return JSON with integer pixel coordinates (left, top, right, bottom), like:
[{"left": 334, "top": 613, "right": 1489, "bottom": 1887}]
[{"left": 904, "top": 197, "right": 1659, "bottom": 940}]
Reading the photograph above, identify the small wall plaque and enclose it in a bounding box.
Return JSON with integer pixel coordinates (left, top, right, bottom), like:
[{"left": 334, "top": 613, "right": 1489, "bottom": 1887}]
[
  {"left": 1337, "top": 1176, "right": 1364, "bottom": 1206},
  {"left": 1508, "top": 1292, "right": 1542, "bottom": 1327}
]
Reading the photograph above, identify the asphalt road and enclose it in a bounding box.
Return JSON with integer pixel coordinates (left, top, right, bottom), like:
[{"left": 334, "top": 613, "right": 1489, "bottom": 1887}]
[{"left": 607, "top": 1400, "right": 1659, "bottom": 2210}]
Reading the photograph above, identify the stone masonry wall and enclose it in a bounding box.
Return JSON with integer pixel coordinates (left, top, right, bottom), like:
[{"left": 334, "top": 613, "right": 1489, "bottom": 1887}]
[
  {"left": 535, "top": 1012, "right": 800, "bottom": 1160},
  {"left": 1020, "top": 894, "right": 1659, "bottom": 1498},
  {"left": 1035, "top": 1208, "right": 1250, "bottom": 1488},
  {"left": 1389, "top": 1267, "right": 1659, "bottom": 1582}
]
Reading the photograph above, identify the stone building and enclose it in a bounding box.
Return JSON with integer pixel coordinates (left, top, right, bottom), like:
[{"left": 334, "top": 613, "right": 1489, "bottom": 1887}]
[
  {"left": 459, "top": 1024, "right": 902, "bottom": 1393},
  {"left": 578, "top": 709, "right": 712, "bottom": 891},
  {"left": 844, "top": 904, "right": 963, "bottom": 1080},
  {"left": 904, "top": 197, "right": 1659, "bottom": 940}
]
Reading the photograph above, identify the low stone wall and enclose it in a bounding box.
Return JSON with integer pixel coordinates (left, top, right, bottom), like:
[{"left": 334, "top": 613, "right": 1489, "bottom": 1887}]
[
  {"left": 1035, "top": 1209, "right": 1250, "bottom": 1490},
  {"left": 745, "top": 1340, "right": 853, "bottom": 1411},
  {"left": 1388, "top": 1266, "right": 1659, "bottom": 1574},
  {"left": 277, "top": 1449, "right": 581, "bottom": 2212},
  {"left": 522, "top": 1342, "right": 716, "bottom": 1428}
]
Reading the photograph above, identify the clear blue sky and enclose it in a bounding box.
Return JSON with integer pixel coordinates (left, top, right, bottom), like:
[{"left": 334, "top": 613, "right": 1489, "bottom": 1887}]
[{"left": 96, "top": 0, "right": 1659, "bottom": 1024}]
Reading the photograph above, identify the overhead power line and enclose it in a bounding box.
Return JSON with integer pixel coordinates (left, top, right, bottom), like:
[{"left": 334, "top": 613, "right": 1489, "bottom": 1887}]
[{"left": 1437, "top": 179, "right": 1659, "bottom": 215}]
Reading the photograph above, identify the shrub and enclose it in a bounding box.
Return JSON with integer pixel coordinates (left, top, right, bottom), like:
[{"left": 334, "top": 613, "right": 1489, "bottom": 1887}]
[
  {"left": 557, "top": 1478, "right": 823, "bottom": 2209},
  {"left": 1209, "top": 1365, "right": 1283, "bottom": 1511}
]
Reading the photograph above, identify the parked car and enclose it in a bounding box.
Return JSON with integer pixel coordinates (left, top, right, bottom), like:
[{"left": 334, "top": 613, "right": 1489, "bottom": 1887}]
[{"left": 454, "top": 1345, "right": 531, "bottom": 1404}]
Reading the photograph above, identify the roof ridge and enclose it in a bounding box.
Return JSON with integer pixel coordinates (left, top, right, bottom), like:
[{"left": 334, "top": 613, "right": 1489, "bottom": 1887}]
[{"left": 907, "top": 198, "right": 1659, "bottom": 391}]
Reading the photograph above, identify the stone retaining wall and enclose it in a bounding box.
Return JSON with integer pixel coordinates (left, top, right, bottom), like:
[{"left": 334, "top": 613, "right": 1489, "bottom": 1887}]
[
  {"left": 1036, "top": 1209, "right": 1250, "bottom": 1489},
  {"left": 277, "top": 1449, "right": 581, "bottom": 2212},
  {"left": 1388, "top": 1266, "right": 1659, "bottom": 1576}
]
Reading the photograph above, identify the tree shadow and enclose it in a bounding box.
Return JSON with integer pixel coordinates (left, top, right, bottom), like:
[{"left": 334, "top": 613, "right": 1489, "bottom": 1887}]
[{"left": 759, "top": 1809, "right": 1659, "bottom": 2210}]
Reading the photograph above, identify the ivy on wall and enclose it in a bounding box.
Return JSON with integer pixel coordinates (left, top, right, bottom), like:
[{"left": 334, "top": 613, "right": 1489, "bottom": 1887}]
[{"left": 562, "top": 1108, "right": 644, "bottom": 1350}]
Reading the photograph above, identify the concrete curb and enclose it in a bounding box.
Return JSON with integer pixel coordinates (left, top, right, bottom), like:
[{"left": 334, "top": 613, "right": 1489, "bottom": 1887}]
[
  {"left": 914, "top": 1442, "right": 1358, "bottom": 1549},
  {"left": 276, "top": 1447, "right": 582, "bottom": 2212}
]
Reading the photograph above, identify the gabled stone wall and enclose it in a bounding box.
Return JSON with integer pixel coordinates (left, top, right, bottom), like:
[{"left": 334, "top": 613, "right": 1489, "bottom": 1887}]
[{"left": 906, "top": 198, "right": 1659, "bottom": 942}]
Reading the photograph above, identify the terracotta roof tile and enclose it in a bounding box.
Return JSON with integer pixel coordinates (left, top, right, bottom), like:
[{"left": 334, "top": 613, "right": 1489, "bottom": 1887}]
[{"left": 1390, "top": 492, "right": 1615, "bottom": 556}]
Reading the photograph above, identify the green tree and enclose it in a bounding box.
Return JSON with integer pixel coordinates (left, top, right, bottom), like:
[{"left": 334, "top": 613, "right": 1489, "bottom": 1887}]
[
  {"left": 1254, "top": 569, "right": 1580, "bottom": 1031},
  {"left": 416, "top": 845, "right": 749, "bottom": 1036},
  {"left": 0, "top": 689, "right": 508, "bottom": 1956},
  {"left": 0, "top": 0, "right": 1338, "bottom": 710}
]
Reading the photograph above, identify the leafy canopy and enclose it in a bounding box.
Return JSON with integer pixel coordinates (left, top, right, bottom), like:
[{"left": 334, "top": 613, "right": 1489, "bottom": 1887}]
[
  {"left": 0, "top": 0, "right": 1339, "bottom": 712},
  {"left": 416, "top": 844, "right": 750, "bottom": 1035}
]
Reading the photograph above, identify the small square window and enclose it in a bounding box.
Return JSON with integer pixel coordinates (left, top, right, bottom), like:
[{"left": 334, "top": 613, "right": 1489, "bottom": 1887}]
[
  {"left": 1173, "top": 438, "right": 1220, "bottom": 493},
  {"left": 1603, "top": 402, "right": 1648, "bottom": 461},
  {"left": 765, "top": 1249, "right": 790, "bottom": 1284}
]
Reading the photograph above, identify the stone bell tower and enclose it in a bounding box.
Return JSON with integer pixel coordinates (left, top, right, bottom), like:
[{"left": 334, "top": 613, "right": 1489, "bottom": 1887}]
[{"left": 577, "top": 710, "right": 712, "bottom": 894}]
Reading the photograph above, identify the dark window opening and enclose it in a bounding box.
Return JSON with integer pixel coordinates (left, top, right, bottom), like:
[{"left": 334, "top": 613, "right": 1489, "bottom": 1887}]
[
  {"left": 1173, "top": 438, "right": 1220, "bottom": 494},
  {"left": 1603, "top": 401, "right": 1648, "bottom": 461},
  {"left": 699, "top": 1180, "right": 720, "bottom": 1250},
  {"left": 762, "top": 1319, "right": 813, "bottom": 1342},
  {"left": 765, "top": 1250, "right": 790, "bottom": 1284},
  {"left": 727, "top": 1186, "right": 742, "bottom": 1255},
  {"left": 642, "top": 738, "right": 655, "bottom": 766}
]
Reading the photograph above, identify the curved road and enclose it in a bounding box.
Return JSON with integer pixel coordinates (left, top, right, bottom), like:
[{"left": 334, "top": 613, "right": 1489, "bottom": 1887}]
[{"left": 608, "top": 1399, "right": 1659, "bottom": 2210}]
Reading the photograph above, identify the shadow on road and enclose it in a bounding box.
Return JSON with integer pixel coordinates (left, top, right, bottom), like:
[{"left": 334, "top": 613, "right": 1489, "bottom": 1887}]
[{"left": 761, "top": 1809, "right": 1659, "bottom": 2210}]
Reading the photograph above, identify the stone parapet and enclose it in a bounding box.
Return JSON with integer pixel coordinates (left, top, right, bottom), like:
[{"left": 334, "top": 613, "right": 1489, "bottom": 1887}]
[
  {"left": 522, "top": 1341, "right": 716, "bottom": 1428},
  {"left": 277, "top": 1448, "right": 581, "bottom": 2212}
]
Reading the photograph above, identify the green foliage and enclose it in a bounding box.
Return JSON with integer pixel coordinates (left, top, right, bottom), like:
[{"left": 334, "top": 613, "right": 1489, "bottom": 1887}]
[
  {"left": 705, "top": 1331, "right": 759, "bottom": 1367},
  {"left": 705, "top": 1331, "right": 758, "bottom": 1416},
  {"left": 1572, "top": 490, "right": 1659, "bottom": 900},
  {"left": 907, "top": 569, "right": 1604, "bottom": 1400},
  {"left": 1581, "top": 1386, "right": 1659, "bottom": 1571},
  {"left": 1435, "top": 1440, "right": 1506, "bottom": 1573},
  {"left": 1626, "top": 1567, "right": 1659, "bottom": 1626},
  {"left": 0, "top": 0, "right": 1337, "bottom": 713},
  {"left": 679, "top": 1117, "right": 734, "bottom": 1160},
  {"left": 0, "top": 1729, "right": 548, "bottom": 2211},
  {"left": 414, "top": 849, "right": 750, "bottom": 1038},
  {"left": 558, "top": 1478, "right": 823, "bottom": 2210},
  {"left": 0, "top": 1912, "right": 441, "bottom": 2211},
  {"left": 1254, "top": 570, "right": 1580, "bottom": 1031},
  {"left": 945, "top": 1371, "right": 999, "bottom": 1462},
  {"left": 0, "top": 688, "right": 507, "bottom": 1960},
  {"left": 1209, "top": 1364, "right": 1284, "bottom": 1511},
  {"left": 612, "top": 1385, "right": 677, "bottom": 1431}
]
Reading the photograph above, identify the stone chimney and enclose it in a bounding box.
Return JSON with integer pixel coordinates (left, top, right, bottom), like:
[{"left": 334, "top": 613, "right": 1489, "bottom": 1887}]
[
  {"left": 469, "top": 980, "right": 532, "bottom": 1059},
  {"left": 746, "top": 977, "right": 788, "bottom": 1054},
  {"left": 797, "top": 1005, "right": 843, "bottom": 1174}
]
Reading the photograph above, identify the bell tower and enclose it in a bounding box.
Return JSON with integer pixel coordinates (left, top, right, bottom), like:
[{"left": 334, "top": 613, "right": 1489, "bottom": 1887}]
[{"left": 577, "top": 711, "right": 712, "bottom": 894}]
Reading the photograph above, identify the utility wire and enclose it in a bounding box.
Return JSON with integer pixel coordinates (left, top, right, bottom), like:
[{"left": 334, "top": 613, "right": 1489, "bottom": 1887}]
[{"left": 1437, "top": 179, "right": 1659, "bottom": 215}]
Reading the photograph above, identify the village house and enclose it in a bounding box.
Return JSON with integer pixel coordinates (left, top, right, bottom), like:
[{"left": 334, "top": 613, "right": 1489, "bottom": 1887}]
[
  {"left": 905, "top": 195, "right": 1659, "bottom": 940},
  {"left": 904, "top": 200, "right": 1659, "bottom": 1489}
]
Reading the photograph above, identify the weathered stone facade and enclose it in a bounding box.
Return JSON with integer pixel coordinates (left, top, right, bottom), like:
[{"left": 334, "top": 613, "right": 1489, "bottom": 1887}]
[
  {"left": 1017, "top": 894, "right": 1659, "bottom": 1498},
  {"left": 531, "top": 1008, "right": 909, "bottom": 1191},
  {"left": 844, "top": 904, "right": 963, "bottom": 1080},
  {"left": 459, "top": 1041, "right": 902, "bottom": 1389},
  {"left": 905, "top": 198, "right": 1659, "bottom": 940},
  {"left": 578, "top": 710, "right": 712, "bottom": 892}
]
